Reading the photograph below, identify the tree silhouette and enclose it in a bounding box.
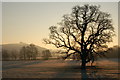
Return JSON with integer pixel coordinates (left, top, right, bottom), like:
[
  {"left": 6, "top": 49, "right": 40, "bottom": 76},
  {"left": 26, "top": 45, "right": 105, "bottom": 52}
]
[
  {"left": 11, "top": 50, "right": 18, "bottom": 60},
  {"left": 2, "top": 49, "right": 10, "bottom": 60},
  {"left": 20, "top": 44, "right": 38, "bottom": 60},
  {"left": 42, "top": 50, "right": 52, "bottom": 60},
  {"left": 20, "top": 46, "right": 27, "bottom": 60},
  {"left": 28, "top": 44, "right": 38, "bottom": 60},
  {"left": 44, "top": 4, "right": 114, "bottom": 69}
]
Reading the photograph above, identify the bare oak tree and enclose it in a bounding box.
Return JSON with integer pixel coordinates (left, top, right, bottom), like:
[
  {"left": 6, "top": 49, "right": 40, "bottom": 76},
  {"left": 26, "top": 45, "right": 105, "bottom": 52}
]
[{"left": 44, "top": 4, "right": 115, "bottom": 69}]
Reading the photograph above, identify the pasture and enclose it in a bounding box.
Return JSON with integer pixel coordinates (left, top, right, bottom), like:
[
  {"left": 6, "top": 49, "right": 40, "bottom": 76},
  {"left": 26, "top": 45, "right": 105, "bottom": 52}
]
[{"left": 2, "top": 59, "right": 119, "bottom": 79}]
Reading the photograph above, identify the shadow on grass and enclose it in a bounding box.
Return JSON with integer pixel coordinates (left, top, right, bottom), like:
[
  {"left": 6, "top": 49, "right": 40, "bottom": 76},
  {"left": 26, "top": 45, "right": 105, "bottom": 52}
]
[
  {"left": 53, "top": 64, "right": 118, "bottom": 80},
  {"left": 2, "top": 60, "right": 119, "bottom": 79},
  {"left": 73, "top": 66, "right": 103, "bottom": 79}
]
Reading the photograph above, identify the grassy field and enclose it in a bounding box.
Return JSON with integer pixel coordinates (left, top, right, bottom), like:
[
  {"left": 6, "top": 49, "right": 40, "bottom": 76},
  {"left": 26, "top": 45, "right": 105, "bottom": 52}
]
[{"left": 2, "top": 58, "right": 119, "bottom": 79}]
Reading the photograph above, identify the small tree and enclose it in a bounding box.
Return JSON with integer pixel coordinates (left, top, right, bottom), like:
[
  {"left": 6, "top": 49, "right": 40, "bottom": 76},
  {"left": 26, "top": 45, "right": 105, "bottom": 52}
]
[
  {"left": 28, "top": 44, "right": 38, "bottom": 60},
  {"left": 20, "top": 44, "right": 38, "bottom": 60},
  {"left": 11, "top": 50, "right": 18, "bottom": 60},
  {"left": 20, "top": 46, "right": 27, "bottom": 60},
  {"left": 2, "top": 49, "right": 10, "bottom": 60},
  {"left": 44, "top": 4, "right": 115, "bottom": 69},
  {"left": 42, "top": 50, "right": 52, "bottom": 60}
]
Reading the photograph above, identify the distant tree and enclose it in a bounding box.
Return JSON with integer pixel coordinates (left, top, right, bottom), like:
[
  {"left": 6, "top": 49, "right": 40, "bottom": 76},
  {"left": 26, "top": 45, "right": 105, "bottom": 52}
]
[
  {"left": 42, "top": 50, "right": 52, "bottom": 59},
  {"left": 20, "top": 44, "right": 38, "bottom": 60},
  {"left": 10, "top": 50, "right": 18, "bottom": 60},
  {"left": 44, "top": 4, "right": 115, "bottom": 69},
  {"left": 2, "top": 49, "right": 10, "bottom": 60},
  {"left": 20, "top": 46, "right": 27, "bottom": 60},
  {"left": 72, "top": 53, "right": 81, "bottom": 60},
  {"left": 27, "top": 44, "right": 38, "bottom": 60},
  {"left": 104, "top": 46, "right": 119, "bottom": 58}
]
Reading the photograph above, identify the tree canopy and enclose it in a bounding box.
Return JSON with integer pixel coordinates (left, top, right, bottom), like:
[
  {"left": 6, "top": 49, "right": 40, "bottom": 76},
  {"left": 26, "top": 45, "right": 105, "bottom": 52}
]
[{"left": 44, "top": 4, "right": 115, "bottom": 69}]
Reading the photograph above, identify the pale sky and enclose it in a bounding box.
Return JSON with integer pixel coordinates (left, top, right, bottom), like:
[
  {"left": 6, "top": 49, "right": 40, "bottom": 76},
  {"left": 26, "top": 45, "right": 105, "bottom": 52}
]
[{"left": 2, "top": 2, "right": 118, "bottom": 49}]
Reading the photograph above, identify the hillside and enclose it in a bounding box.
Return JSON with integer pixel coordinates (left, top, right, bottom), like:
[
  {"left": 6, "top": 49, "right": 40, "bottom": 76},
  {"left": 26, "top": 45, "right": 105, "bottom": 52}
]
[
  {"left": 1, "top": 43, "right": 119, "bottom": 59},
  {"left": 1, "top": 42, "right": 47, "bottom": 56}
]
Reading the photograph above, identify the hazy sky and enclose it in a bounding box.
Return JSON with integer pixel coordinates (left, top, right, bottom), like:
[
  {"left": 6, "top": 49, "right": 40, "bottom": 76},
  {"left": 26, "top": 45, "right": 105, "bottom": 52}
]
[{"left": 2, "top": 2, "right": 118, "bottom": 49}]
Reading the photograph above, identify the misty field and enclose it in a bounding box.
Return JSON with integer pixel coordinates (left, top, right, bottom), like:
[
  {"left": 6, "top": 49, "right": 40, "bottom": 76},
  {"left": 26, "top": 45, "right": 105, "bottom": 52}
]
[{"left": 2, "top": 58, "right": 119, "bottom": 79}]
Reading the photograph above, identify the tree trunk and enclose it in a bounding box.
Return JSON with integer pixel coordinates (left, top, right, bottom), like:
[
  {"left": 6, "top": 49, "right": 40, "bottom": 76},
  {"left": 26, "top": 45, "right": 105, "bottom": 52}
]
[{"left": 81, "top": 59, "right": 86, "bottom": 69}]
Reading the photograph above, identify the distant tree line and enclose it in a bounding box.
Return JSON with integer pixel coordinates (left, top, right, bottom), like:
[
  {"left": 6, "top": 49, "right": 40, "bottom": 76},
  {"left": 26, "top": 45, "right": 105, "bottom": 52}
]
[
  {"left": 2, "top": 44, "right": 52, "bottom": 61},
  {"left": 2, "top": 49, "right": 19, "bottom": 60}
]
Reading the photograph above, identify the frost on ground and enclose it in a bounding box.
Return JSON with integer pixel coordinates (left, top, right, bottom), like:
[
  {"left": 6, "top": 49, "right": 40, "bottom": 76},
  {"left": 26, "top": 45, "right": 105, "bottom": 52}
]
[{"left": 2, "top": 58, "right": 119, "bottom": 79}]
